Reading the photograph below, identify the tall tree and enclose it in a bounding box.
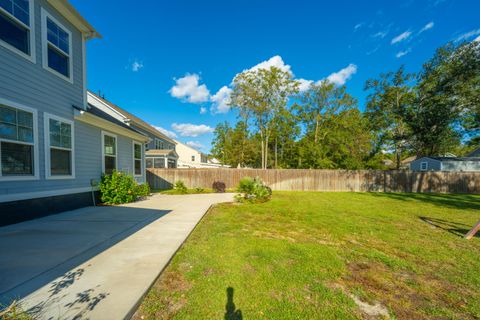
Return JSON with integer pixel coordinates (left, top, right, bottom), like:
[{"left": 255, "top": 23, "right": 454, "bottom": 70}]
[
  {"left": 405, "top": 41, "right": 480, "bottom": 155},
  {"left": 230, "top": 66, "right": 298, "bottom": 169},
  {"left": 364, "top": 66, "right": 415, "bottom": 169}
]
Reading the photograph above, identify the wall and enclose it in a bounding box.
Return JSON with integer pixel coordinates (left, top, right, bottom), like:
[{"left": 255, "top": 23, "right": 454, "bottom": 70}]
[{"left": 147, "top": 169, "right": 480, "bottom": 194}]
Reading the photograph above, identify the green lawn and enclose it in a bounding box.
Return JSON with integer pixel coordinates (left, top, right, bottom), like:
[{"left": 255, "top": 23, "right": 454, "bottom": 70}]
[{"left": 134, "top": 192, "right": 480, "bottom": 320}]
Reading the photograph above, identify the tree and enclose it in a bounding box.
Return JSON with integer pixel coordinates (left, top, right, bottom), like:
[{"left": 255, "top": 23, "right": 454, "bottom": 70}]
[
  {"left": 230, "top": 66, "right": 298, "bottom": 169},
  {"left": 364, "top": 66, "right": 415, "bottom": 169}
]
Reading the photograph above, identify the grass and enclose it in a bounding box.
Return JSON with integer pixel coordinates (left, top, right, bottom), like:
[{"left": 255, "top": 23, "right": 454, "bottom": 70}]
[{"left": 133, "top": 192, "right": 480, "bottom": 320}]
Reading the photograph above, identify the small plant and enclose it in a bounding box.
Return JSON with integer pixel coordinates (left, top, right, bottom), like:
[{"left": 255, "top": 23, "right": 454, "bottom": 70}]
[
  {"left": 99, "top": 170, "right": 150, "bottom": 204},
  {"left": 0, "top": 300, "right": 32, "bottom": 320},
  {"left": 174, "top": 180, "right": 188, "bottom": 194},
  {"left": 235, "top": 176, "right": 272, "bottom": 203},
  {"left": 195, "top": 187, "right": 205, "bottom": 193},
  {"left": 212, "top": 181, "right": 226, "bottom": 193}
]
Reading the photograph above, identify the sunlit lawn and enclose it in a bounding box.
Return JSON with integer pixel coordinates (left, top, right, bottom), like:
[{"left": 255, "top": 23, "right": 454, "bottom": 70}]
[{"left": 134, "top": 192, "right": 480, "bottom": 320}]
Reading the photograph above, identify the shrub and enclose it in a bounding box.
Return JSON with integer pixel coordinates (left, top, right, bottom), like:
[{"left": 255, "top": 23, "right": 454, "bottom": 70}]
[
  {"left": 212, "top": 181, "right": 226, "bottom": 193},
  {"left": 235, "top": 176, "right": 272, "bottom": 203},
  {"left": 174, "top": 180, "right": 188, "bottom": 194},
  {"left": 100, "top": 170, "right": 150, "bottom": 205},
  {"left": 195, "top": 187, "right": 205, "bottom": 193}
]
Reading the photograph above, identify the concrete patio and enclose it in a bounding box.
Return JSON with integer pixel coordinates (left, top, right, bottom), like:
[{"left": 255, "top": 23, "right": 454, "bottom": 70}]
[{"left": 0, "top": 193, "right": 234, "bottom": 320}]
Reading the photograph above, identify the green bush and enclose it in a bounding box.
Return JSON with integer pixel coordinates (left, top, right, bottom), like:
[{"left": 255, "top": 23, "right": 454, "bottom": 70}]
[
  {"left": 100, "top": 170, "right": 150, "bottom": 204},
  {"left": 235, "top": 176, "right": 272, "bottom": 203},
  {"left": 195, "top": 187, "right": 205, "bottom": 193},
  {"left": 174, "top": 180, "right": 188, "bottom": 194}
]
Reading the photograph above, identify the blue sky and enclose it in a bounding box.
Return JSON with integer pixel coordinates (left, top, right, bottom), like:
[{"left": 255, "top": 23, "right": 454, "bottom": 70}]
[{"left": 70, "top": 0, "right": 480, "bottom": 152}]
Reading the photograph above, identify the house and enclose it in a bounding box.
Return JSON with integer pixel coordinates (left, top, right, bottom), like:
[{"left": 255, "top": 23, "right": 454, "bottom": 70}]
[
  {"left": 175, "top": 140, "right": 229, "bottom": 168},
  {"left": 410, "top": 157, "right": 480, "bottom": 172},
  {"left": 87, "top": 91, "right": 179, "bottom": 169},
  {"left": 0, "top": 0, "right": 149, "bottom": 225},
  {"left": 466, "top": 147, "right": 480, "bottom": 158}
]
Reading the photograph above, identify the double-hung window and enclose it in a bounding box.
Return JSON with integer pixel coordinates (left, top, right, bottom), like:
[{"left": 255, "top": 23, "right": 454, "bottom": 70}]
[
  {"left": 0, "top": 100, "right": 38, "bottom": 180},
  {"left": 420, "top": 162, "right": 428, "bottom": 171},
  {"left": 155, "top": 139, "right": 164, "bottom": 150},
  {"left": 0, "top": 0, "right": 34, "bottom": 61},
  {"left": 102, "top": 132, "right": 116, "bottom": 175},
  {"left": 133, "top": 141, "right": 142, "bottom": 176},
  {"left": 45, "top": 113, "right": 74, "bottom": 178},
  {"left": 41, "top": 9, "right": 72, "bottom": 81}
]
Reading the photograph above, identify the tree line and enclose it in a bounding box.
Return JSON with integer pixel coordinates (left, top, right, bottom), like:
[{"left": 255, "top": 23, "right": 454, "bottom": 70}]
[{"left": 211, "top": 41, "right": 480, "bottom": 169}]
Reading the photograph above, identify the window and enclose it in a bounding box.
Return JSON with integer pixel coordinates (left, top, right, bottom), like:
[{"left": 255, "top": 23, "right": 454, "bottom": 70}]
[
  {"left": 0, "top": 99, "right": 38, "bottom": 180},
  {"left": 0, "top": 0, "right": 34, "bottom": 61},
  {"left": 133, "top": 141, "right": 142, "bottom": 176},
  {"left": 167, "top": 159, "right": 176, "bottom": 168},
  {"left": 201, "top": 154, "right": 208, "bottom": 163},
  {"left": 191, "top": 155, "right": 195, "bottom": 162},
  {"left": 154, "top": 157, "right": 165, "bottom": 168},
  {"left": 420, "top": 162, "right": 428, "bottom": 171},
  {"left": 45, "top": 114, "right": 73, "bottom": 178},
  {"left": 146, "top": 158, "right": 153, "bottom": 169},
  {"left": 155, "top": 139, "right": 164, "bottom": 150},
  {"left": 102, "top": 132, "right": 116, "bottom": 174},
  {"left": 41, "top": 9, "right": 72, "bottom": 81}
]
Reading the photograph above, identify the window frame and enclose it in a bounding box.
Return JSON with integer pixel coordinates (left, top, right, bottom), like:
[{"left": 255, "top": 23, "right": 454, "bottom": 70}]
[
  {"left": 132, "top": 141, "right": 142, "bottom": 177},
  {"left": 44, "top": 113, "right": 74, "bottom": 179},
  {"left": 0, "top": 0, "right": 36, "bottom": 63},
  {"left": 0, "top": 97, "right": 39, "bottom": 181},
  {"left": 101, "top": 131, "right": 117, "bottom": 175},
  {"left": 420, "top": 161, "right": 428, "bottom": 171},
  {"left": 41, "top": 7, "right": 73, "bottom": 83},
  {"left": 154, "top": 138, "right": 164, "bottom": 150}
]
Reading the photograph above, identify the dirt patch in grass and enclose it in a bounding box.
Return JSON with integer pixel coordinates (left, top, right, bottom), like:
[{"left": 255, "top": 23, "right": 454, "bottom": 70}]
[
  {"left": 133, "top": 270, "right": 191, "bottom": 320},
  {"left": 341, "top": 261, "right": 475, "bottom": 320}
]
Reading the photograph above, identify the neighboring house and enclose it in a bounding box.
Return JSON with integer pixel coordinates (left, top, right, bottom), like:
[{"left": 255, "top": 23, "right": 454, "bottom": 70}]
[
  {"left": 410, "top": 157, "right": 480, "bottom": 172},
  {"left": 467, "top": 147, "right": 480, "bottom": 158},
  {"left": 0, "top": 0, "right": 149, "bottom": 225},
  {"left": 175, "top": 140, "right": 229, "bottom": 169},
  {"left": 87, "top": 91, "right": 179, "bottom": 169}
]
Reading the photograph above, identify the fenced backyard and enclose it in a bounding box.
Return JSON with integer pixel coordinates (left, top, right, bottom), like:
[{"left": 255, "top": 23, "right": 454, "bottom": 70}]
[{"left": 146, "top": 168, "right": 480, "bottom": 194}]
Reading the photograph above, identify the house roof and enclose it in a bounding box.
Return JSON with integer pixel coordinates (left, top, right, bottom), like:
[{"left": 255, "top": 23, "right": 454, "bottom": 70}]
[
  {"left": 47, "top": 0, "right": 101, "bottom": 39},
  {"left": 467, "top": 147, "right": 480, "bottom": 157},
  {"left": 88, "top": 91, "right": 176, "bottom": 144},
  {"left": 145, "top": 149, "right": 179, "bottom": 158},
  {"left": 419, "top": 156, "right": 480, "bottom": 162}
]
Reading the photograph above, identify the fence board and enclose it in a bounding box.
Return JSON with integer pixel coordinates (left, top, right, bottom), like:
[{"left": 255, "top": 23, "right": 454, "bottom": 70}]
[{"left": 146, "top": 169, "right": 480, "bottom": 194}]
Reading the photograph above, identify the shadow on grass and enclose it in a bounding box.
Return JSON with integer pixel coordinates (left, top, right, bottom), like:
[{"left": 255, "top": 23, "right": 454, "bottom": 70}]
[
  {"left": 224, "top": 287, "right": 242, "bottom": 320},
  {"left": 419, "top": 216, "right": 479, "bottom": 238},
  {"left": 370, "top": 192, "right": 480, "bottom": 211}
]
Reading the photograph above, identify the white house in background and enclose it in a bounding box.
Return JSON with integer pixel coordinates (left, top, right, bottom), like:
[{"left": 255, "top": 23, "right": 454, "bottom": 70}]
[{"left": 175, "top": 140, "right": 229, "bottom": 169}]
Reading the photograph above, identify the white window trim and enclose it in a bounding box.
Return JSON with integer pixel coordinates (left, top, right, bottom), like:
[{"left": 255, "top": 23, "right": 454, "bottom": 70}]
[
  {"left": 0, "top": 97, "right": 39, "bottom": 181},
  {"left": 0, "top": 0, "right": 36, "bottom": 63},
  {"left": 101, "top": 131, "right": 117, "bottom": 174},
  {"left": 420, "top": 161, "right": 428, "bottom": 171},
  {"left": 44, "top": 113, "right": 75, "bottom": 179},
  {"left": 132, "top": 141, "right": 142, "bottom": 177},
  {"left": 40, "top": 7, "right": 73, "bottom": 83}
]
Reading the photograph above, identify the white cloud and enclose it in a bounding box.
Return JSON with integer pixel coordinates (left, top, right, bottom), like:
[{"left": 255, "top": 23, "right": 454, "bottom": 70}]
[
  {"left": 396, "top": 48, "right": 411, "bottom": 58},
  {"left": 246, "top": 55, "right": 292, "bottom": 74},
  {"left": 210, "top": 86, "right": 233, "bottom": 114},
  {"left": 354, "top": 23, "right": 364, "bottom": 31},
  {"left": 475, "top": 35, "right": 480, "bottom": 42},
  {"left": 419, "top": 22, "right": 434, "bottom": 33},
  {"left": 455, "top": 29, "right": 480, "bottom": 42},
  {"left": 200, "top": 107, "right": 207, "bottom": 114},
  {"left": 152, "top": 125, "right": 177, "bottom": 138},
  {"left": 325, "top": 64, "right": 358, "bottom": 86},
  {"left": 372, "top": 31, "right": 388, "bottom": 39},
  {"left": 171, "top": 123, "right": 214, "bottom": 137},
  {"left": 297, "top": 78, "right": 313, "bottom": 92},
  {"left": 131, "top": 59, "right": 143, "bottom": 72},
  {"left": 186, "top": 141, "right": 204, "bottom": 150},
  {"left": 169, "top": 74, "right": 210, "bottom": 103},
  {"left": 391, "top": 31, "right": 412, "bottom": 44}
]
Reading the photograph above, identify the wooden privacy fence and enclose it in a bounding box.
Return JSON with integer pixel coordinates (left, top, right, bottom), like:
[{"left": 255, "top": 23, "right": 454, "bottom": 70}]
[{"left": 147, "top": 168, "right": 480, "bottom": 194}]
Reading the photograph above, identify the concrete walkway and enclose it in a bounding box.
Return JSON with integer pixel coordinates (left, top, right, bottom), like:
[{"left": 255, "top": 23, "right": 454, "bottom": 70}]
[{"left": 0, "top": 193, "right": 234, "bottom": 320}]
